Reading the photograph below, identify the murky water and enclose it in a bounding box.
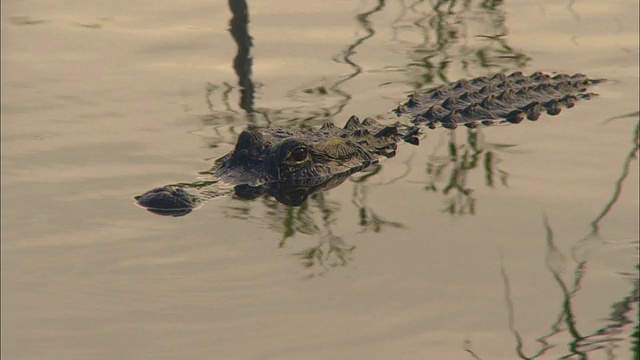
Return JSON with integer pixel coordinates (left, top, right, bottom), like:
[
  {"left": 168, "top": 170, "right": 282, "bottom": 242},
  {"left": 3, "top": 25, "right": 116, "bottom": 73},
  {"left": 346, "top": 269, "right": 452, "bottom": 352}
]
[{"left": 2, "top": 0, "right": 638, "bottom": 359}]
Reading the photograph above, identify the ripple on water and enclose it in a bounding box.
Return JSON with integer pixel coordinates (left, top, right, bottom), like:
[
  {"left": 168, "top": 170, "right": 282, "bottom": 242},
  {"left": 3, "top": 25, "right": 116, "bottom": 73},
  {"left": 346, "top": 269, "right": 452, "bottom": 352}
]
[{"left": 574, "top": 236, "right": 639, "bottom": 280}]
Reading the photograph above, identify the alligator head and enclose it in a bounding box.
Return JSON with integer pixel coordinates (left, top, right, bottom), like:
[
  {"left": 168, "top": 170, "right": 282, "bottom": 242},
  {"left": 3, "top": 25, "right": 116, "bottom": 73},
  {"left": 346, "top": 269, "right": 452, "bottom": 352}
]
[
  {"left": 135, "top": 115, "right": 419, "bottom": 215},
  {"left": 208, "top": 115, "right": 420, "bottom": 187}
]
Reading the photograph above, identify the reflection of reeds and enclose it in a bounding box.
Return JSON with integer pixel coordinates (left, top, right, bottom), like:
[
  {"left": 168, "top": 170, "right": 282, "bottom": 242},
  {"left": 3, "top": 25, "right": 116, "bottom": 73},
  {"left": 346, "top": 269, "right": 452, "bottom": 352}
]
[
  {"left": 204, "top": 0, "right": 531, "bottom": 131},
  {"left": 351, "top": 181, "right": 407, "bottom": 233},
  {"left": 228, "top": 0, "right": 255, "bottom": 117},
  {"left": 203, "top": 0, "right": 387, "bottom": 130},
  {"left": 390, "top": 0, "right": 530, "bottom": 91},
  {"left": 500, "top": 257, "right": 538, "bottom": 359},
  {"left": 498, "top": 120, "right": 639, "bottom": 359},
  {"left": 589, "top": 121, "right": 639, "bottom": 235},
  {"left": 268, "top": 195, "right": 356, "bottom": 275},
  {"left": 423, "top": 128, "right": 513, "bottom": 215},
  {"left": 501, "top": 222, "right": 636, "bottom": 359}
]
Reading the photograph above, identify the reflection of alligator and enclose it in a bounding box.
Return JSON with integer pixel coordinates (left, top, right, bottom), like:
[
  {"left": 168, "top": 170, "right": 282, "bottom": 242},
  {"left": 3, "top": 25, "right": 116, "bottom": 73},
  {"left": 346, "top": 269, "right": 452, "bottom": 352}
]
[{"left": 135, "top": 71, "right": 605, "bottom": 216}]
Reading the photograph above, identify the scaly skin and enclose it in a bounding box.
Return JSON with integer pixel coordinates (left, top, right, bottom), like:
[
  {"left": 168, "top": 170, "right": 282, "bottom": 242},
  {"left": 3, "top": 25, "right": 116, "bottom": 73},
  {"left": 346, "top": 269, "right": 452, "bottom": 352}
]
[
  {"left": 395, "top": 71, "right": 604, "bottom": 129},
  {"left": 208, "top": 116, "right": 419, "bottom": 187},
  {"left": 135, "top": 71, "right": 604, "bottom": 215}
]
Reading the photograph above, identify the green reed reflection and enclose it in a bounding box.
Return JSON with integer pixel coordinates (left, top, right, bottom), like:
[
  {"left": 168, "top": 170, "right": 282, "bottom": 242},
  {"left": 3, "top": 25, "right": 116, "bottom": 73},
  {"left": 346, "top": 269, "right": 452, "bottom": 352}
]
[
  {"left": 390, "top": 0, "right": 529, "bottom": 90},
  {"left": 495, "top": 120, "right": 639, "bottom": 359},
  {"left": 422, "top": 128, "right": 512, "bottom": 215},
  {"left": 265, "top": 193, "right": 355, "bottom": 275}
]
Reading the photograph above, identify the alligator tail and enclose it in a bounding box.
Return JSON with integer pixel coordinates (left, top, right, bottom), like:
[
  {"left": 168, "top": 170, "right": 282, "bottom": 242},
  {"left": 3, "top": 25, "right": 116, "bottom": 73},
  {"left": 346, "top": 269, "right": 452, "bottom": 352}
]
[{"left": 393, "top": 71, "right": 606, "bottom": 130}]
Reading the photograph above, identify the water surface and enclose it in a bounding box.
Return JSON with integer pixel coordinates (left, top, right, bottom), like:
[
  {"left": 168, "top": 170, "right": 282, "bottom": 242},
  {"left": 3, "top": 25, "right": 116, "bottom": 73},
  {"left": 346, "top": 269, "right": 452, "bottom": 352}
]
[{"left": 2, "top": 0, "right": 638, "bottom": 359}]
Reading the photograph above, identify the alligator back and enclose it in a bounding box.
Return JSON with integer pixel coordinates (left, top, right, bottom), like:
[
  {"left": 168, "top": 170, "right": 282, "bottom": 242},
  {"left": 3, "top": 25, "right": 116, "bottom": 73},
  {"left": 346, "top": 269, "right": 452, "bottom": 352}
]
[{"left": 394, "top": 71, "right": 605, "bottom": 129}]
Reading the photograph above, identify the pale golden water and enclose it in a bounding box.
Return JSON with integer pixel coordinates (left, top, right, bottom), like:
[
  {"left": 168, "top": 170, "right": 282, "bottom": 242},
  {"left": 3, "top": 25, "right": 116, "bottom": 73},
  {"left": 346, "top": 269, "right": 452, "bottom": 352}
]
[{"left": 1, "top": 0, "right": 638, "bottom": 359}]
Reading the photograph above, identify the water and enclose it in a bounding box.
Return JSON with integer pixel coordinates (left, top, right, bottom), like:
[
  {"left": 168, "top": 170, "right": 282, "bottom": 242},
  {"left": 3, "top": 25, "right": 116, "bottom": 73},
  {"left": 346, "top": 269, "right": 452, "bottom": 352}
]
[{"left": 2, "top": 0, "right": 638, "bottom": 359}]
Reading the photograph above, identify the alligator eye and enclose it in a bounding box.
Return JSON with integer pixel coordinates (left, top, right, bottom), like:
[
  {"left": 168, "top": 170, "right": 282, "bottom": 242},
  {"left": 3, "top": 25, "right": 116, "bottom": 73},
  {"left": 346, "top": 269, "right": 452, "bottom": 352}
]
[{"left": 288, "top": 147, "right": 308, "bottom": 162}]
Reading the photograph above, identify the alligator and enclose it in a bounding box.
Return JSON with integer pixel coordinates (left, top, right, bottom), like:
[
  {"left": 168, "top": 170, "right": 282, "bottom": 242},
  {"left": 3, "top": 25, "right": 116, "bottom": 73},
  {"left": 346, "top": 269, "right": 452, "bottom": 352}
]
[{"left": 135, "top": 71, "right": 605, "bottom": 216}]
